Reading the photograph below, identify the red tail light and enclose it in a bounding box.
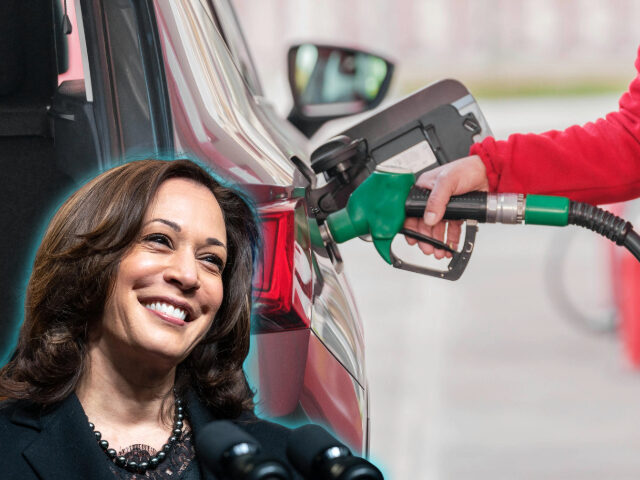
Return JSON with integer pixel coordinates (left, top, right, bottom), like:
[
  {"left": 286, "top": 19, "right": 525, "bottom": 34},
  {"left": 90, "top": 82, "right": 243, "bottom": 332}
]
[{"left": 252, "top": 199, "right": 313, "bottom": 331}]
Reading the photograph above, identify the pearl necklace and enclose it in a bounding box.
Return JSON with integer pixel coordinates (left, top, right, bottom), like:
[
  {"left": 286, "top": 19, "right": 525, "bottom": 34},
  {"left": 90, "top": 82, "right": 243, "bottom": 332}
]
[{"left": 89, "top": 396, "right": 185, "bottom": 474}]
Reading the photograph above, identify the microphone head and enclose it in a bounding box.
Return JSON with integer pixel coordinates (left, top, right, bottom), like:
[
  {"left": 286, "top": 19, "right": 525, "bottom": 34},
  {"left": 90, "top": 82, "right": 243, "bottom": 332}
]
[
  {"left": 286, "top": 424, "right": 351, "bottom": 477},
  {"left": 196, "top": 421, "right": 292, "bottom": 480},
  {"left": 196, "top": 420, "right": 260, "bottom": 472}
]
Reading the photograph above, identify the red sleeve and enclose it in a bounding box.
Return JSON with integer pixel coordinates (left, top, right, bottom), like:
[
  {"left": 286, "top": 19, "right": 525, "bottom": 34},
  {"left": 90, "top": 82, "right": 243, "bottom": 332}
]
[{"left": 470, "top": 46, "right": 640, "bottom": 205}]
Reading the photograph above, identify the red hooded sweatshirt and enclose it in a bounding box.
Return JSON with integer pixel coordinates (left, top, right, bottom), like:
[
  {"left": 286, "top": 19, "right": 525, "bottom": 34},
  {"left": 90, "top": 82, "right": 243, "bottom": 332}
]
[{"left": 470, "top": 46, "right": 640, "bottom": 205}]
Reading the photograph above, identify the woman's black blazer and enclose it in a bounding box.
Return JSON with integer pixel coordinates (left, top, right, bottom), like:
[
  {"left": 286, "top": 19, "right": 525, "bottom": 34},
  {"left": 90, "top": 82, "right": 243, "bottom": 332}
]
[{"left": 0, "top": 391, "right": 298, "bottom": 479}]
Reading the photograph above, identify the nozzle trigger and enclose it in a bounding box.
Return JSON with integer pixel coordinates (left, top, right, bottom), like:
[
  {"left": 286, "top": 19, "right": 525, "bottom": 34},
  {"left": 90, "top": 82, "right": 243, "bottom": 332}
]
[
  {"left": 399, "top": 228, "right": 456, "bottom": 253},
  {"left": 390, "top": 220, "right": 478, "bottom": 280}
]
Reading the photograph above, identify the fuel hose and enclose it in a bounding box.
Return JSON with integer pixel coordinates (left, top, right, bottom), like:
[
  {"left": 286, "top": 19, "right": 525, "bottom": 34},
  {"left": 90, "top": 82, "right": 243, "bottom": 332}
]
[{"left": 405, "top": 187, "right": 640, "bottom": 261}]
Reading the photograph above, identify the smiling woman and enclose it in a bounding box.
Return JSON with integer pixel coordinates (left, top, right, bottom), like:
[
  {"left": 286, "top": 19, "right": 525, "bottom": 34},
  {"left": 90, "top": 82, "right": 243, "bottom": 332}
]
[
  {"left": 0, "top": 159, "right": 297, "bottom": 479},
  {"left": 100, "top": 178, "right": 228, "bottom": 373}
]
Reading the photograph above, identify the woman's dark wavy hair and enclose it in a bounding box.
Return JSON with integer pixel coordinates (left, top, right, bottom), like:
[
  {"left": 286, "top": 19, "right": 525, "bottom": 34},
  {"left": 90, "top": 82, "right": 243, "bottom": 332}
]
[{"left": 0, "top": 159, "right": 260, "bottom": 417}]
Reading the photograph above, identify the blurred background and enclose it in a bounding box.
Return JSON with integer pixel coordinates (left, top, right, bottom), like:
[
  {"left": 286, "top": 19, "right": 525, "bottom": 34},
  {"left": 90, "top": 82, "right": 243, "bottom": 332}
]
[
  {"left": 234, "top": 1, "right": 640, "bottom": 478},
  {"left": 235, "top": 0, "right": 637, "bottom": 111}
]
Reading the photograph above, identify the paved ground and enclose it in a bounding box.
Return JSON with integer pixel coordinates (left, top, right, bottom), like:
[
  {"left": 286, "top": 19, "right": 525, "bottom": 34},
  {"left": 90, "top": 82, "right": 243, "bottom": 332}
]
[{"left": 340, "top": 94, "right": 640, "bottom": 479}]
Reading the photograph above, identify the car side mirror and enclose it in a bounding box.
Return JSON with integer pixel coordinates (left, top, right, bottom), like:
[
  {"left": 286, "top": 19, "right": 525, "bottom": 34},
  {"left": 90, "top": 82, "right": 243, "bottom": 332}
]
[{"left": 287, "top": 44, "right": 394, "bottom": 137}]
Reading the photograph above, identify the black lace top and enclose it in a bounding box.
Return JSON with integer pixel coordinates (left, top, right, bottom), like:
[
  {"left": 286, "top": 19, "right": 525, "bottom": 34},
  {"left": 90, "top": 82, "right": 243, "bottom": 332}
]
[{"left": 106, "top": 429, "right": 201, "bottom": 480}]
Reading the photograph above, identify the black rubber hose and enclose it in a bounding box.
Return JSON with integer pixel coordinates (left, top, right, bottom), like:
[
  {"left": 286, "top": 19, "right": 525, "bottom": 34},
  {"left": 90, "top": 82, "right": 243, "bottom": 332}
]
[
  {"left": 567, "top": 202, "right": 632, "bottom": 244},
  {"left": 568, "top": 201, "right": 640, "bottom": 261},
  {"left": 623, "top": 229, "right": 640, "bottom": 263}
]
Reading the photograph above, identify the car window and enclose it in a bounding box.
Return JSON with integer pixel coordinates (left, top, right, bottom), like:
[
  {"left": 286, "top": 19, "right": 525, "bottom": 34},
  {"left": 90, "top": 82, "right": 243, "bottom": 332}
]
[{"left": 55, "top": 0, "right": 88, "bottom": 92}]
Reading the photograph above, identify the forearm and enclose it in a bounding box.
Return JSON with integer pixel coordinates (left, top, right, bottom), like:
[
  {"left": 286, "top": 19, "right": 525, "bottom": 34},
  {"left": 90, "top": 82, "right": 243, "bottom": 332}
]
[{"left": 471, "top": 47, "right": 640, "bottom": 205}]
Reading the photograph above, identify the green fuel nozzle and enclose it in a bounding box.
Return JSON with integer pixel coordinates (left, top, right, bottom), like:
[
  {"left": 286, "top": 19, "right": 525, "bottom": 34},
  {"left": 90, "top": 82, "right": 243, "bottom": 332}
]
[
  {"left": 326, "top": 168, "right": 416, "bottom": 263},
  {"left": 322, "top": 167, "right": 480, "bottom": 280},
  {"left": 319, "top": 167, "right": 640, "bottom": 279}
]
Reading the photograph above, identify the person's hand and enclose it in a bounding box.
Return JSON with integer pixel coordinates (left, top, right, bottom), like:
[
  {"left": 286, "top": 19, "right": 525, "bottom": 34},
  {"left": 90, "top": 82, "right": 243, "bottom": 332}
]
[{"left": 404, "top": 155, "right": 489, "bottom": 259}]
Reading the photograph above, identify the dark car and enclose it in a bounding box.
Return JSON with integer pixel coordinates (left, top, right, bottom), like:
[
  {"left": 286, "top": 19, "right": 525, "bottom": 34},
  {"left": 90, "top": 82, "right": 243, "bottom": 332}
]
[{"left": 0, "top": 0, "right": 394, "bottom": 454}]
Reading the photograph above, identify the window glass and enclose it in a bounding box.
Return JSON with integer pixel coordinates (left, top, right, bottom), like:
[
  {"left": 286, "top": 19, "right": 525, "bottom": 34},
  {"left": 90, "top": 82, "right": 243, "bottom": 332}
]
[{"left": 57, "top": 0, "right": 85, "bottom": 85}]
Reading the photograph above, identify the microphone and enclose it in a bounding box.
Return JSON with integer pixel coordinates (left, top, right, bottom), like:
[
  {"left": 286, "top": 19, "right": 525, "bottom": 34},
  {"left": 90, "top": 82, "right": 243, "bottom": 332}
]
[
  {"left": 286, "top": 424, "right": 383, "bottom": 480},
  {"left": 196, "top": 420, "right": 291, "bottom": 480}
]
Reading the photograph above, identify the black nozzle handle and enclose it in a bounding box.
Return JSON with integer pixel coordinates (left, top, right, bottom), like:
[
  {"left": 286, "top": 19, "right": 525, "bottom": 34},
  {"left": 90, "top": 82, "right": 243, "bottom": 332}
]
[{"left": 405, "top": 187, "right": 488, "bottom": 222}]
